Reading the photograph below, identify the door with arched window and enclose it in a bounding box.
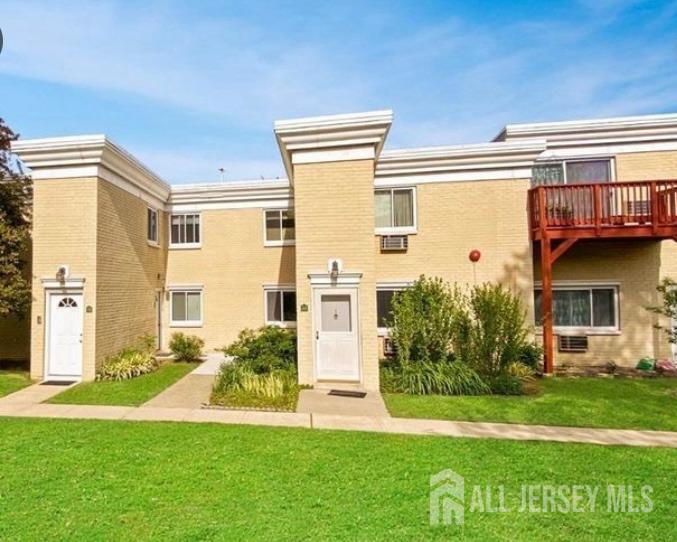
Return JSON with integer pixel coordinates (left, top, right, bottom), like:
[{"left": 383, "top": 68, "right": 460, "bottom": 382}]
[{"left": 47, "top": 292, "right": 84, "bottom": 379}]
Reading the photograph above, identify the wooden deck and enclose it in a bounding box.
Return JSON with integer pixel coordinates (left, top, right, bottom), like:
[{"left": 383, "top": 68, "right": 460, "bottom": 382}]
[
  {"left": 528, "top": 180, "right": 677, "bottom": 374},
  {"left": 529, "top": 180, "right": 677, "bottom": 241}
]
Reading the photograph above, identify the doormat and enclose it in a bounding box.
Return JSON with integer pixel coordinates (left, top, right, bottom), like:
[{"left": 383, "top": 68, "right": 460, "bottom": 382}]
[
  {"left": 328, "top": 389, "right": 367, "bottom": 398},
  {"left": 41, "top": 381, "right": 76, "bottom": 386}
]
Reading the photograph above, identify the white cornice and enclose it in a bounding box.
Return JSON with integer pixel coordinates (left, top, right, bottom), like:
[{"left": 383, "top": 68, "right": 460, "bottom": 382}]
[
  {"left": 495, "top": 112, "right": 677, "bottom": 144},
  {"left": 169, "top": 179, "right": 292, "bottom": 211},
  {"left": 274, "top": 110, "right": 393, "bottom": 180},
  {"left": 11, "top": 135, "right": 171, "bottom": 207},
  {"left": 375, "top": 140, "right": 546, "bottom": 184}
]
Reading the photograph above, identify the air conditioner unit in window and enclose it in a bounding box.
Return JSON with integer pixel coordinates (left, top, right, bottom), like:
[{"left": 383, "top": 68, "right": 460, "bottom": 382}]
[
  {"left": 383, "top": 337, "right": 397, "bottom": 357},
  {"left": 558, "top": 335, "right": 588, "bottom": 353},
  {"left": 380, "top": 235, "right": 408, "bottom": 251}
]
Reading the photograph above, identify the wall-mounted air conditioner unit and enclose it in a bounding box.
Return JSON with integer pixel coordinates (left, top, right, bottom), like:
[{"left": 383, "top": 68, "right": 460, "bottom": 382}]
[
  {"left": 380, "top": 235, "right": 408, "bottom": 251},
  {"left": 558, "top": 335, "right": 588, "bottom": 353}
]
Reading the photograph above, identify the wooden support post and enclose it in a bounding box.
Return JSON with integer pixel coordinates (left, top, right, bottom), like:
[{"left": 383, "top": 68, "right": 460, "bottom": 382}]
[{"left": 540, "top": 237, "right": 554, "bottom": 374}]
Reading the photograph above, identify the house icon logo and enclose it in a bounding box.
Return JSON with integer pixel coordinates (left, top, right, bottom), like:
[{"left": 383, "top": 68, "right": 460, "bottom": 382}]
[{"left": 430, "top": 469, "right": 465, "bottom": 526}]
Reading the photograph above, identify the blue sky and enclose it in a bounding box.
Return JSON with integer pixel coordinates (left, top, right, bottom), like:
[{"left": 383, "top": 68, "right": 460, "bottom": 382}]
[{"left": 1, "top": 0, "right": 676, "bottom": 183}]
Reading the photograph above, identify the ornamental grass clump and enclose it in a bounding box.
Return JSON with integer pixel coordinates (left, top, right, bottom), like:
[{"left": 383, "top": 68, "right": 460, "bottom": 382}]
[
  {"left": 97, "top": 334, "right": 157, "bottom": 381},
  {"left": 213, "top": 326, "right": 300, "bottom": 410}
]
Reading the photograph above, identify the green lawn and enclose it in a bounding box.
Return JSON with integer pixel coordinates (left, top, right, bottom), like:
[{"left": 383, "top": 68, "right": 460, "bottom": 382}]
[
  {"left": 46, "top": 362, "right": 197, "bottom": 406},
  {"left": 385, "top": 377, "right": 677, "bottom": 431},
  {"left": 0, "top": 370, "right": 31, "bottom": 398},
  {"left": 0, "top": 418, "right": 674, "bottom": 541}
]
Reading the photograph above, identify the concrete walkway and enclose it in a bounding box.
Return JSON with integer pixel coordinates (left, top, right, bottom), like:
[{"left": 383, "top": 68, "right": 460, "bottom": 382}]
[
  {"left": 1, "top": 383, "right": 676, "bottom": 448},
  {"left": 142, "top": 355, "right": 226, "bottom": 409},
  {"left": 297, "top": 389, "right": 389, "bottom": 417}
]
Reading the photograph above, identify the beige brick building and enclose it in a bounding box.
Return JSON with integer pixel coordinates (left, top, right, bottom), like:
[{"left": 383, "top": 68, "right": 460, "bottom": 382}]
[{"left": 2, "top": 110, "right": 676, "bottom": 388}]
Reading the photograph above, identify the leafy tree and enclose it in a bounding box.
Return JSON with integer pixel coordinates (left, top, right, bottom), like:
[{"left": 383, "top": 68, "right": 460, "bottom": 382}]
[
  {"left": 0, "top": 118, "right": 32, "bottom": 318},
  {"left": 648, "top": 278, "right": 677, "bottom": 344}
]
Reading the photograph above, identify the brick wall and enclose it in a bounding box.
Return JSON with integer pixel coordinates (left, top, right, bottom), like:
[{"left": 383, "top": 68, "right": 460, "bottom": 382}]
[{"left": 293, "top": 159, "right": 379, "bottom": 390}]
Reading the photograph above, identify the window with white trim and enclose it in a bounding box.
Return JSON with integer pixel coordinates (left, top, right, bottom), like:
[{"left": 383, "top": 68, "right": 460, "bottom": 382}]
[
  {"left": 170, "top": 214, "right": 201, "bottom": 247},
  {"left": 170, "top": 290, "right": 202, "bottom": 326},
  {"left": 376, "top": 284, "right": 410, "bottom": 330},
  {"left": 265, "top": 288, "right": 297, "bottom": 325},
  {"left": 264, "top": 209, "right": 295, "bottom": 245},
  {"left": 532, "top": 159, "right": 612, "bottom": 186},
  {"left": 375, "top": 187, "right": 415, "bottom": 232},
  {"left": 534, "top": 285, "right": 618, "bottom": 331},
  {"left": 147, "top": 208, "right": 158, "bottom": 244}
]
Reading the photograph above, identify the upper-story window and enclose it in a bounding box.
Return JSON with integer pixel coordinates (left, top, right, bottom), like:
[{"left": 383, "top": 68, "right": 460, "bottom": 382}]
[
  {"left": 532, "top": 159, "right": 612, "bottom": 186},
  {"left": 375, "top": 187, "right": 416, "bottom": 233},
  {"left": 170, "top": 213, "right": 201, "bottom": 248},
  {"left": 264, "top": 209, "right": 295, "bottom": 246},
  {"left": 147, "top": 208, "right": 159, "bottom": 245}
]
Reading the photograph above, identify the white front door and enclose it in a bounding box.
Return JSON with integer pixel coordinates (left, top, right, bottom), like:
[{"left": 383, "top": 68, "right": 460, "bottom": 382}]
[
  {"left": 47, "top": 292, "right": 84, "bottom": 379},
  {"left": 314, "top": 288, "right": 360, "bottom": 381}
]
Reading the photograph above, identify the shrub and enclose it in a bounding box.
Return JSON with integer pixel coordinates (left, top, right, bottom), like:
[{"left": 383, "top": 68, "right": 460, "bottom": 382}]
[
  {"left": 169, "top": 333, "right": 204, "bottom": 361},
  {"left": 390, "top": 276, "right": 466, "bottom": 365},
  {"left": 488, "top": 373, "right": 524, "bottom": 395},
  {"left": 517, "top": 343, "right": 543, "bottom": 370},
  {"left": 464, "top": 283, "right": 530, "bottom": 378},
  {"left": 97, "top": 335, "right": 158, "bottom": 381},
  {"left": 222, "top": 326, "right": 296, "bottom": 372},
  {"left": 380, "top": 361, "right": 490, "bottom": 396}
]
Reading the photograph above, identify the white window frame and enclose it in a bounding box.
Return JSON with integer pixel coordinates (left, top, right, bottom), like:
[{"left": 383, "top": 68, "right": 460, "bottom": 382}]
[
  {"left": 534, "top": 282, "right": 620, "bottom": 335},
  {"left": 263, "top": 285, "right": 297, "bottom": 327},
  {"left": 169, "top": 212, "right": 202, "bottom": 249},
  {"left": 533, "top": 157, "right": 616, "bottom": 185},
  {"left": 263, "top": 209, "right": 295, "bottom": 247},
  {"left": 169, "top": 287, "right": 203, "bottom": 327},
  {"left": 147, "top": 207, "right": 159, "bottom": 246},
  {"left": 375, "top": 187, "right": 417, "bottom": 235},
  {"left": 376, "top": 282, "right": 413, "bottom": 336}
]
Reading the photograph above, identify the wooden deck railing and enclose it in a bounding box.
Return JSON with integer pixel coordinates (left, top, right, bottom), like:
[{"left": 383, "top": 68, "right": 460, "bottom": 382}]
[{"left": 529, "top": 180, "right": 677, "bottom": 238}]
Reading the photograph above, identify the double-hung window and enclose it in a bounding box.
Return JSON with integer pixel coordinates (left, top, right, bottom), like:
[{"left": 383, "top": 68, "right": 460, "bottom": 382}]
[
  {"left": 147, "top": 208, "right": 158, "bottom": 245},
  {"left": 264, "top": 209, "right": 295, "bottom": 246},
  {"left": 534, "top": 285, "right": 618, "bottom": 332},
  {"left": 170, "top": 213, "right": 201, "bottom": 248},
  {"left": 265, "top": 288, "right": 297, "bottom": 326},
  {"left": 532, "top": 159, "right": 612, "bottom": 186},
  {"left": 170, "top": 289, "right": 203, "bottom": 327},
  {"left": 375, "top": 187, "right": 416, "bottom": 233}
]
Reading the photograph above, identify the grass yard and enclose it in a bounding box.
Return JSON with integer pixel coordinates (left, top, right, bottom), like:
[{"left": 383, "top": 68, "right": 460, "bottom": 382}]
[
  {"left": 0, "top": 418, "right": 674, "bottom": 541},
  {"left": 385, "top": 377, "right": 677, "bottom": 431},
  {"left": 46, "top": 362, "right": 197, "bottom": 406},
  {"left": 0, "top": 370, "right": 31, "bottom": 398}
]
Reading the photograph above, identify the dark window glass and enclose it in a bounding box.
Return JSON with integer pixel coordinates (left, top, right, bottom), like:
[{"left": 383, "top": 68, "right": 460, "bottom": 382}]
[
  {"left": 282, "top": 291, "right": 297, "bottom": 322},
  {"left": 377, "top": 290, "right": 396, "bottom": 328}
]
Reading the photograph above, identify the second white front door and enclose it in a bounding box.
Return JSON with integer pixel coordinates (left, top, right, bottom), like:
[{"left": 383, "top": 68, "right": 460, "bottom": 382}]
[
  {"left": 314, "top": 288, "right": 360, "bottom": 381},
  {"left": 47, "top": 292, "right": 84, "bottom": 379}
]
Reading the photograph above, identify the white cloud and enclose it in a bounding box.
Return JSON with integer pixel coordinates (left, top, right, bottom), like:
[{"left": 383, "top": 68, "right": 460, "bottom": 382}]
[{"left": 1, "top": 0, "right": 675, "bottom": 181}]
